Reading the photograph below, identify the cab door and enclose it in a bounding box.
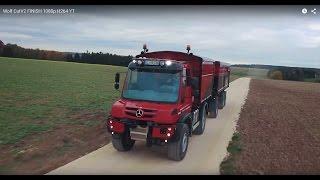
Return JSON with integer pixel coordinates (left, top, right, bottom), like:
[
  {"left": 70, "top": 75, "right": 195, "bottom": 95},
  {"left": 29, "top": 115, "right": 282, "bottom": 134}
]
[{"left": 178, "top": 67, "right": 192, "bottom": 117}]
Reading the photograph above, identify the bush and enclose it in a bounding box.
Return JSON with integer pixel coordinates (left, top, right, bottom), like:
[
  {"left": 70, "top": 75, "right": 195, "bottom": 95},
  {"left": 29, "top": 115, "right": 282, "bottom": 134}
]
[{"left": 269, "top": 70, "right": 283, "bottom": 80}]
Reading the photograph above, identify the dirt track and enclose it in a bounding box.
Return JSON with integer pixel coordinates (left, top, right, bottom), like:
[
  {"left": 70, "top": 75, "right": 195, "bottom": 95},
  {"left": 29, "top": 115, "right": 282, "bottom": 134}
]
[
  {"left": 48, "top": 78, "right": 251, "bottom": 175},
  {"left": 0, "top": 111, "right": 110, "bottom": 175},
  {"left": 234, "top": 79, "right": 320, "bottom": 174}
]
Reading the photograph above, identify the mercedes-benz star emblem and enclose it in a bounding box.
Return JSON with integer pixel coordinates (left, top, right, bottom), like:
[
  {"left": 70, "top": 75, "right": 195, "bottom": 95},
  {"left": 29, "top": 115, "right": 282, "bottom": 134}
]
[{"left": 136, "top": 109, "right": 144, "bottom": 118}]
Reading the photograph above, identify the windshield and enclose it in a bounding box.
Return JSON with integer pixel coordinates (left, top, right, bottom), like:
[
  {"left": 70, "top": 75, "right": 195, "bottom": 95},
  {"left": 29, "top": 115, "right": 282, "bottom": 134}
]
[{"left": 122, "top": 69, "right": 180, "bottom": 103}]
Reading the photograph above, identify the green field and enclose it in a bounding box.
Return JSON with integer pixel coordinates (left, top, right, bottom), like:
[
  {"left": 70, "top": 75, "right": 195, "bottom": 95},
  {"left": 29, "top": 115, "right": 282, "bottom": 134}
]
[
  {"left": 230, "top": 66, "right": 269, "bottom": 81},
  {"left": 304, "top": 78, "right": 320, "bottom": 83},
  {"left": 0, "top": 57, "right": 126, "bottom": 145},
  {"left": 0, "top": 57, "right": 270, "bottom": 145}
]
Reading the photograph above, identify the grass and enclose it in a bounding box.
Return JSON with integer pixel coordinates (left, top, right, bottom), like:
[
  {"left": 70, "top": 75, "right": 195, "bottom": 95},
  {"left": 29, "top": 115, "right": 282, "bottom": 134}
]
[
  {"left": 56, "top": 141, "right": 74, "bottom": 156},
  {"left": 0, "top": 165, "right": 11, "bottom": 174},
  {"left": 304, "top": 78, "right": 320, "bottom": 83},
  {"left": 220, "top": 132, "right": 242, "bottom": 175},
  {"left": 230, "top": 67, "right": 269, "bottom": 82},
  {"left": 0, "top": 57, "right": 126, "bottom": 145}
]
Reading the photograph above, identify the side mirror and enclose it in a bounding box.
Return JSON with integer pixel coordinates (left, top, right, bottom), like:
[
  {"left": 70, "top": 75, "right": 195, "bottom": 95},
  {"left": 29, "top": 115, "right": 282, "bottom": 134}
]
[{"left": 114, "top": 73, "right": 120, "bottom": 90}]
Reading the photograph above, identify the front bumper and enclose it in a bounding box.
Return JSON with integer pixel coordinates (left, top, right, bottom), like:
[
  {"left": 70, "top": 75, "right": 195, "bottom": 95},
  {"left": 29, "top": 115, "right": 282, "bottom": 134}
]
[{"left": 107, "top": 117, "right": 176, "bottom": 141}]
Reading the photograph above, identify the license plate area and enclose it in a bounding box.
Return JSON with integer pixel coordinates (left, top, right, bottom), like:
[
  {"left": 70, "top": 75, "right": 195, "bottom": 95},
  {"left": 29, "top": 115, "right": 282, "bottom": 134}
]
[{"left": 130, "top": 126, "right": 148, "bottom": 141}]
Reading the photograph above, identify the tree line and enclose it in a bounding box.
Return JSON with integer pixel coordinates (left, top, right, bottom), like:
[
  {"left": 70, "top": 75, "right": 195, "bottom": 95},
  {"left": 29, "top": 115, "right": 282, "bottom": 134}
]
[
  {"left": 232, "top": 64, "right": 320, "bottom": 82},
  {"left": 0, "top": 40, "right": 133, "bottom": 67},
  {"left": 267, "top": 67, "right": 304, "bottom": 81},
  {"left": 66, "top": 51, "right": 133, "bottom": 67}
]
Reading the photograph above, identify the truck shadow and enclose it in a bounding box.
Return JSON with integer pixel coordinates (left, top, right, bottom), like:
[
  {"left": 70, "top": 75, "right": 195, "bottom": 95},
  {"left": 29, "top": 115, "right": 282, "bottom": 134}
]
[{"left": 129, "top": 141, "right": 168, "bottom": 159}]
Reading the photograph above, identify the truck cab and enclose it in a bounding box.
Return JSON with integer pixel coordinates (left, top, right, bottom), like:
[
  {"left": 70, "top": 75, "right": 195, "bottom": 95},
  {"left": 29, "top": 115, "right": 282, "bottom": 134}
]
[{"left": 107, "top": 46, "right": 230, "bottom": 161}]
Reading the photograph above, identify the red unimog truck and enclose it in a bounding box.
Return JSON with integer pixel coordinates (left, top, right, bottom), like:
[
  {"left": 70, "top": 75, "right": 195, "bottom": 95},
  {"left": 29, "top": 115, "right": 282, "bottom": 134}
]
[{"left": 107, "top": 45, "right": 230, "bottom": 161}]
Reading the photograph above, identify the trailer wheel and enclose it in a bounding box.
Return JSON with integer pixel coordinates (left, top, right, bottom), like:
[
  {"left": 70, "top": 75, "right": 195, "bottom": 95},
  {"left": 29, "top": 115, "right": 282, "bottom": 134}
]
[
  {"left": 223, "top": 91, "right": 227, "bottom": 107},
  {"left": 218, "top": 91, "right": 227, "bottom": 109},
  {"left": 208, "top": 97, "right": 218, "bottom": 118},
  {"left": 168, "top": 124, "right": 189, "bottom": 161},
  {"left": 112, "top": 128, "right": 135, "bottom": 151},
  {"left": 193, "top": 104, "right": 206, "bottom": 135}
]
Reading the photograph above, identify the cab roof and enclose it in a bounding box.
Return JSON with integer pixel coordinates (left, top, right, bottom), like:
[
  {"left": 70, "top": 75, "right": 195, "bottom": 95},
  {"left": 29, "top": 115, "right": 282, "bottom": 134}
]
[
  {"left": 136, "top": 51, "right": 230, "bottom": 66},
  {"left": 136, "top": 51, "right": 208, "bottom": 62}
]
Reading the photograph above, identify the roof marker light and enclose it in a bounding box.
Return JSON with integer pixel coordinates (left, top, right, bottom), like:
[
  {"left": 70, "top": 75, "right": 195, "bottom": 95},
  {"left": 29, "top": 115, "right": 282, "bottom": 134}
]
[
  {"left": 186, "top": 45, "right": 191, "bottom": 54},
  {"left": 165, "top": 61, "right": 172, "bottom": 66}
]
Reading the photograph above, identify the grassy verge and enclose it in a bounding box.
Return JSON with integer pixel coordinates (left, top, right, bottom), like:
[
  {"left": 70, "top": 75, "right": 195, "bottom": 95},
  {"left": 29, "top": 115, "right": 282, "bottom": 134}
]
[
  {"left": 220, "top": 132, "right": 242, "bottom": 175},
  {"left": 0, "top": 56, "right": 126, "bottom": 145},
  {"left": 304, "top": 78, "right": 320, "bottom": 83},
  {"left": 230, "top": 67, "right": 268, "bottom": 82},
  {"left": 0, "top": 57, "right": 128, "bottom": 174}
]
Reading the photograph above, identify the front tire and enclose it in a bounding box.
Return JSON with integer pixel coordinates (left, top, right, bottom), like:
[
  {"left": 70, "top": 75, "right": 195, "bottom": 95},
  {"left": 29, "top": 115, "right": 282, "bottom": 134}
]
[
  {"left": 112, "top": 128, "right": 135, "bottom": 151},
  {"left": 168, "top": 124, "right": 190, "bottom": 161}
]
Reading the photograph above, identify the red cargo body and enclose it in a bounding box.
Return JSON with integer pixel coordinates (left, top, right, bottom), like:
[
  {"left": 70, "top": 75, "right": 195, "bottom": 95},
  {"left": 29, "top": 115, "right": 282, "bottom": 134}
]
[
  {"left": 137, "top": 51, "right": 230, "bottom": 104},
  {"left": 107, "top": 50, "right": 230, "bottom": 161}
]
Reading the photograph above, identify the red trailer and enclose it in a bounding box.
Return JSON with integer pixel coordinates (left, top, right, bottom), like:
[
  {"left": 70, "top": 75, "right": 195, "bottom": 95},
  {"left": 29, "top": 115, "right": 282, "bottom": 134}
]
[{"left": 107, "top": 45, "right": 230, "bottom": 161}]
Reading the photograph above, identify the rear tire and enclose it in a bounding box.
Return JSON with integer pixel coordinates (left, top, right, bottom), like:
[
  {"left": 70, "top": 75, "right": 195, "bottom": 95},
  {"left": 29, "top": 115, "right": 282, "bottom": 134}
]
[
  {"left": 168, "top": 124, "right": 190, "bottom": 161},
  {"left": 112, "top": 128, "right": 135, "bottom": 151},
  {"left": 193, "top": 104, "right": 206, "bottom": 135},
  {"left": 218, "top": 91, "right": 227, "bottom": 109},
  {"left": 223, "top": 91, "right": 227, "bottom": 107},
  {"left": 208, "top": 97, "right": 218, "bottom": 118}
]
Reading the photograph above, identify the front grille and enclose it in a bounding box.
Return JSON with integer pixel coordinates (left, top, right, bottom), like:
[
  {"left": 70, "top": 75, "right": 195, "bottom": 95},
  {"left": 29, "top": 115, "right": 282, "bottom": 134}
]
[{"left": 125, "top": 107, "right": 157, "bottom": 118}]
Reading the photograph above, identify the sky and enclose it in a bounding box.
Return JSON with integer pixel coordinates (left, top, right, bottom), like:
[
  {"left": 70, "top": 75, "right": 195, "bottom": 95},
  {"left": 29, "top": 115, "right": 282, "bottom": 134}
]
[{"left": 0, "top": 5, "right": 319, "bottom": 68}]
